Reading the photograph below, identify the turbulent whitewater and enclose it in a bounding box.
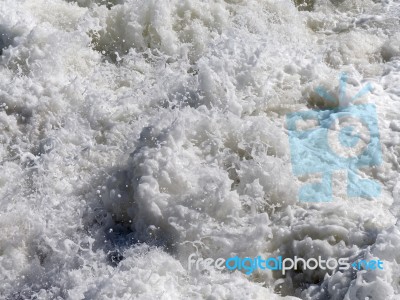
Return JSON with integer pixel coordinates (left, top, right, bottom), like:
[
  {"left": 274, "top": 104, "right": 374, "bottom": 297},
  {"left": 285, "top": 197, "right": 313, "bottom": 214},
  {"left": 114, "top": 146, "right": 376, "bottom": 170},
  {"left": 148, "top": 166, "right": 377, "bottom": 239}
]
[{"left": 0, "top": 0, "right": 400, "bottom": 299}]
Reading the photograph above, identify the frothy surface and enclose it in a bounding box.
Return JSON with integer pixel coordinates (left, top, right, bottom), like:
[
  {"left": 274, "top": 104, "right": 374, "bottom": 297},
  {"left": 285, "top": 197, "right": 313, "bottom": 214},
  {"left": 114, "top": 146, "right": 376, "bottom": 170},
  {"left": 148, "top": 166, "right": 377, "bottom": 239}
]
[{"left": 0, "top": 0, "right": 400, "bottom": 299}]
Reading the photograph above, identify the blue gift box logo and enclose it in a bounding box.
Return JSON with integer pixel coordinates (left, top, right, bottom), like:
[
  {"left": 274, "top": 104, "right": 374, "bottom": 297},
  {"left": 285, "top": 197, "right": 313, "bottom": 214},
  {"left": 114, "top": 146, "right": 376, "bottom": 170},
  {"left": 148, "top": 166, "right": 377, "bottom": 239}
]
[{"left": 286, "top": 73, "right": 382, "bottom": 202}]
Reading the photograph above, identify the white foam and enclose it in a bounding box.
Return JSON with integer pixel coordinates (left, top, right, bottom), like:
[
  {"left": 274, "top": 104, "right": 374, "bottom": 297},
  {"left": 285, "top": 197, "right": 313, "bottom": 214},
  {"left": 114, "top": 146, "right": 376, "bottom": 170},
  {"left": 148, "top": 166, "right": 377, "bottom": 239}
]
[{"left": 0, "top": 0, "right": 400, "bottom": 299}]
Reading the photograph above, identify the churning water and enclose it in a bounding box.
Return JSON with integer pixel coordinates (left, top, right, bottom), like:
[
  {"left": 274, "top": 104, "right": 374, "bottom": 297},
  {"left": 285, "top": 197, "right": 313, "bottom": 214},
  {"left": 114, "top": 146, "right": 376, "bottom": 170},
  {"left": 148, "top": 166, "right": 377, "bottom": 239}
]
[{"left": 0, "top": 0, "right": 400, "bottom": 299}]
